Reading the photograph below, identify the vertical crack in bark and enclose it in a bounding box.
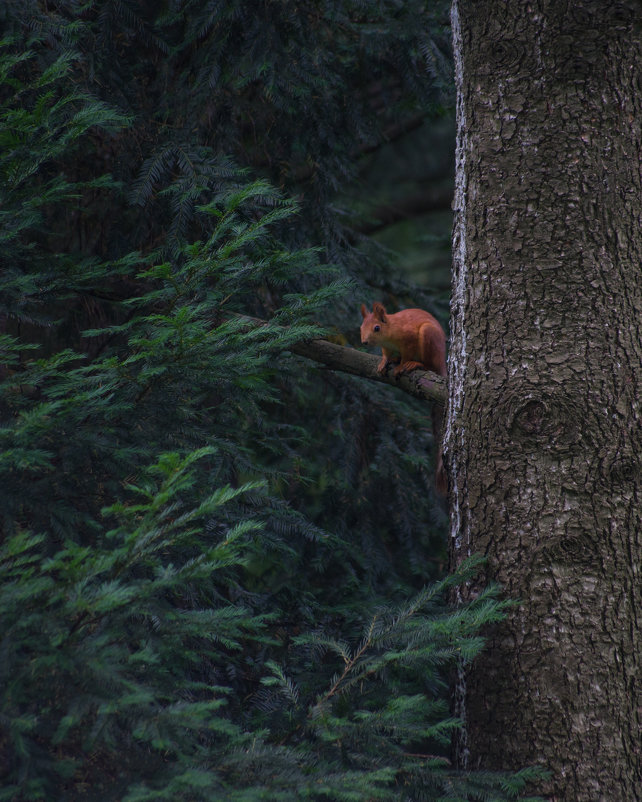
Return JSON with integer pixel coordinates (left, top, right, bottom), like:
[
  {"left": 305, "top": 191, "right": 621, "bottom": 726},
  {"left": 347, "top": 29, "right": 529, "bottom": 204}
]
[
  {"left": 448, "top": 0, "right": 471, "bottom": 771},
  {"left": 448, "top": 0, "right": 470, "bottom": 558}
]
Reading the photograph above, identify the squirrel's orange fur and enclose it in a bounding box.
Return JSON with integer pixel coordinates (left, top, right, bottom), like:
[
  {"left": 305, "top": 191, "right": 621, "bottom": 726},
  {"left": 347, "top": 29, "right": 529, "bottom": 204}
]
[
  {"left": 360, "top": 302, "right": 448, "bottom": 495},
  {"left": 360, "top": 302, "right": 446, "bottom": 378}
]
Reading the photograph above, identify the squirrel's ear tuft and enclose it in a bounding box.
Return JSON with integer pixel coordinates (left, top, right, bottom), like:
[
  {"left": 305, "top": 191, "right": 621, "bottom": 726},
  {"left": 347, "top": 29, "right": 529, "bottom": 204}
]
[
  {"left": 360, "top": 303, "right": 368, "bottom": 318},
  {"left": 372, "top": 302, "right": 387, "bottom": 321}
]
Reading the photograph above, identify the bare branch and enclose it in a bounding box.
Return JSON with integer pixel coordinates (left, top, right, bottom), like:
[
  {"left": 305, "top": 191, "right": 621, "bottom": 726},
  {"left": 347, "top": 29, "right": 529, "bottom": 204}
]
[
  {"left": 357, "top": 183, "right": 454, "bottom": 235},
  {"left": 288, "top": 338, "right": 447, "bottom": 405}
]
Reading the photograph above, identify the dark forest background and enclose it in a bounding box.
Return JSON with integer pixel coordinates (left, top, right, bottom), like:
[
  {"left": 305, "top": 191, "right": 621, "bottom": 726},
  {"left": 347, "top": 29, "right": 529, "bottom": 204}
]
[{"left": 0, "top": 3, "right": 540, "bottom": 800}]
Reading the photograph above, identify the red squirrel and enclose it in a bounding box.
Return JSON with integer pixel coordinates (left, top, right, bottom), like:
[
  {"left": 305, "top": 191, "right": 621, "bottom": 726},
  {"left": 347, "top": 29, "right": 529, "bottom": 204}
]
[{"left": 360, "top": 301, "right": 447, "bottom": 495}]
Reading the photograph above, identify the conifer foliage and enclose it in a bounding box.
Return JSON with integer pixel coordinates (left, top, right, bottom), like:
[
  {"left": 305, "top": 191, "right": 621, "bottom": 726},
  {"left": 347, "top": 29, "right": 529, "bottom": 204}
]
[{"left": 1, "top": 5, "right": 543, "bottom": 801}]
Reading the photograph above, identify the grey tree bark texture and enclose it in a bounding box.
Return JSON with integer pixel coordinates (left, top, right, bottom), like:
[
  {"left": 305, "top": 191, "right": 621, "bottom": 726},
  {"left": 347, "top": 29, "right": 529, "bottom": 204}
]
[{"left": 445, "top": 2, "right": 642, "bottom": 800}]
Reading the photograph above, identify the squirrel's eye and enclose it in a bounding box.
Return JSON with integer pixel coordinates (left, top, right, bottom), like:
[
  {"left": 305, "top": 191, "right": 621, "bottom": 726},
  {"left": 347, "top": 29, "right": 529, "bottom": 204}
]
[{"left": 374, "top": 325, "right": 380, "bottom": 332}]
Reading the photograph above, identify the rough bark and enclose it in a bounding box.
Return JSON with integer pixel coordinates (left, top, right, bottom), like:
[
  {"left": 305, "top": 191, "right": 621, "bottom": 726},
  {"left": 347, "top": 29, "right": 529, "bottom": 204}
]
[{"left": 446, "top": 1, "right": 642, "bottom": 799}]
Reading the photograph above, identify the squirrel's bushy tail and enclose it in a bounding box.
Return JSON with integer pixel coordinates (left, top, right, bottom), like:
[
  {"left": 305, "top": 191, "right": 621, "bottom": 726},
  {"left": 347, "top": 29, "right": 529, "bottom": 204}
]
[{"left": 432, "top": 402, "right": 447, "bottom": 496}]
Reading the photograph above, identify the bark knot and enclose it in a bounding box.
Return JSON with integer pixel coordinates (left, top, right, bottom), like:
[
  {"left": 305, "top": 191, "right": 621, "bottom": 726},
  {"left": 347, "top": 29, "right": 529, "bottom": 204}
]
[{"left": 506, "top": 393, "right": 579, "bottom": 448}]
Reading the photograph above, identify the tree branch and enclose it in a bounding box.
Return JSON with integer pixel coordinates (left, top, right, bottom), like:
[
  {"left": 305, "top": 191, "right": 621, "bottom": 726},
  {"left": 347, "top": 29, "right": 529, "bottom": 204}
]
[
  {"left": 232, "top": 313, "right": 447, "bottom": 404},
  {"left": 288, "top": 337, "right": 447, "bottom": 405},
  {"left": 356, "top": 183, "right": 454, "bottom": 235},
  {"left": 291, "top": 114, "right": 428, "bottom": 182}
]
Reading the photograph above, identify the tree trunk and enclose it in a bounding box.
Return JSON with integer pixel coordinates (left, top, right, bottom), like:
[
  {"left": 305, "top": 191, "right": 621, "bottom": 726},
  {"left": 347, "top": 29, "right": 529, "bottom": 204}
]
[{"left": 446, "top": 1, "right": 642, "bottom": 799}]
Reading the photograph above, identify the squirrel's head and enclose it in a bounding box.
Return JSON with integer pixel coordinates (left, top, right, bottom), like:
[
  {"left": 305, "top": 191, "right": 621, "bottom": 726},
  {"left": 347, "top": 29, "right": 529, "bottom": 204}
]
[{"left": 360, "top": 302, "right": 387, "bottom": 345}]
